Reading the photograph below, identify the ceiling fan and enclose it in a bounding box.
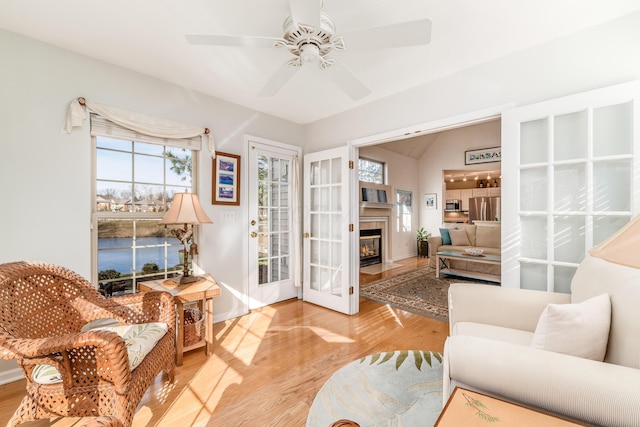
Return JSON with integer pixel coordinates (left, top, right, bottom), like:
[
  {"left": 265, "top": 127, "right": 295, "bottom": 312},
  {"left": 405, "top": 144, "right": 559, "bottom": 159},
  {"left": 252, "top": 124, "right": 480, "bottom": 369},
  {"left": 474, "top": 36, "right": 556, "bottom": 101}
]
[{"left": 185, "top": 0, "right": 432, "bottom": 100}]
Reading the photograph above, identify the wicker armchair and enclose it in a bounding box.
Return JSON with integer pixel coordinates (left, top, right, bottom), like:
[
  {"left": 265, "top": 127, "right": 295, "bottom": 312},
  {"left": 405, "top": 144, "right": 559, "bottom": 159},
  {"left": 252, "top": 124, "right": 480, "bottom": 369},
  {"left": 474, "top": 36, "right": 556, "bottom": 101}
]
[{"left": 0, "top": 261, "right": 176, "bottom": 427}]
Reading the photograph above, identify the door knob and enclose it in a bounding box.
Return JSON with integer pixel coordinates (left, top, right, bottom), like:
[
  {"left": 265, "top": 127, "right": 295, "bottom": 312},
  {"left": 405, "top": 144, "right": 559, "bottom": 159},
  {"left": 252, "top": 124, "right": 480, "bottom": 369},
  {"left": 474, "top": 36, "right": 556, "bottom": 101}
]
[
  {"left": 251, "top": 231, "right": 257, "bottom": 238},
  {"left": 304, "top": 232, "right": 310, "bottom": 238},
  {"left": 250, "top": 220, "right": 256, "bottom": 226}
]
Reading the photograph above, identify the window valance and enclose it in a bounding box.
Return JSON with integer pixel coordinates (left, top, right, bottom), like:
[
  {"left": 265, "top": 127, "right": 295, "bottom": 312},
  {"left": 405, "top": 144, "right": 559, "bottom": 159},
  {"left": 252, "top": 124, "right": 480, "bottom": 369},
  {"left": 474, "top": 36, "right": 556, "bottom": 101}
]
[{"left": 62, "top": 97, "right": 216, "bottom": 157}]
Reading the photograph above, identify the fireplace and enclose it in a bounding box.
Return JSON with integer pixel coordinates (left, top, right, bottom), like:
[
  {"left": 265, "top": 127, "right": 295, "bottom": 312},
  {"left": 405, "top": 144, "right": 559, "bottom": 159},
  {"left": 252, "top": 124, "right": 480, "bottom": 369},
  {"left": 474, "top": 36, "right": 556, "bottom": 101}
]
[{"left": 360, "top": 228, "right": 382, "bottom": 267}]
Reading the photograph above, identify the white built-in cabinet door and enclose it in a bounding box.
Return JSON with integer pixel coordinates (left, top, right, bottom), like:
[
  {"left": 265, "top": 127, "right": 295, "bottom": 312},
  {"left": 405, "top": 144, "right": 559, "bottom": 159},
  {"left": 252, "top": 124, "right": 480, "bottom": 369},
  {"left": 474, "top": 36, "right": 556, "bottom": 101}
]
[
  {"left": 460, "top": 189, "right": 473, "bottom": 211},
  {"left": 487, "top": 187, "right": 501, "bottom": 197},
  {"left": 502, "top": 80, "right": 640, "bottom": 292},
  {"left": 445, "top": 189, "right": 461, "bottom": 200}
]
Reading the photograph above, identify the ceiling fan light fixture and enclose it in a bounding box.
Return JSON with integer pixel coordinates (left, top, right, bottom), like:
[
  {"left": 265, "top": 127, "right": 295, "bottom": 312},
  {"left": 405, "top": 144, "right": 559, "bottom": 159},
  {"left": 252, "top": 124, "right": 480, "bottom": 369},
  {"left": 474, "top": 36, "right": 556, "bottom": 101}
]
[{"left": 300, "top": 43, "right": 320, "bottom": 63}]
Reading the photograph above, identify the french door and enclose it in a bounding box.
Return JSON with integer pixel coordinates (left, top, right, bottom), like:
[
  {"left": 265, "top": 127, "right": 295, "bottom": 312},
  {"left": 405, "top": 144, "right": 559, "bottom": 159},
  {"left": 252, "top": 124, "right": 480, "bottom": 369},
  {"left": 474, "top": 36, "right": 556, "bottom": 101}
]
[
  {"left": 502, "top": 80, "right": 640, "bottom": 291},
  {"left": 248, "top": 139, "right": 300, "bottom": 309},
  {"left": 303, "top": 146, "right": 357, "bottom": 315}
]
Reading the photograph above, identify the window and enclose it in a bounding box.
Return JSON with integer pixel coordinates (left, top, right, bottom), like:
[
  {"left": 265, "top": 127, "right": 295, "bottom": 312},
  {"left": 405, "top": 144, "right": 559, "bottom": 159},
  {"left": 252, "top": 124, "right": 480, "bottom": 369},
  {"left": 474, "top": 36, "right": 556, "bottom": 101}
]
[
  {"left": 358, "top": 158, "right": 385, "bottom": 184},
  {"left": 94, "top": 133, "right": 196, "bottom": 296}
]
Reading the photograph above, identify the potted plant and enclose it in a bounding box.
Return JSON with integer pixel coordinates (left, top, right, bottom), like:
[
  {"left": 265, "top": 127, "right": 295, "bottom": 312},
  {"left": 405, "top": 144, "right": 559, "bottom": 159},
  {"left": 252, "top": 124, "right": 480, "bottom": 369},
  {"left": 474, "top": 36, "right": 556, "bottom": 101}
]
[{"left": 416, "top": 227, "right": 431, "bottom": 258}]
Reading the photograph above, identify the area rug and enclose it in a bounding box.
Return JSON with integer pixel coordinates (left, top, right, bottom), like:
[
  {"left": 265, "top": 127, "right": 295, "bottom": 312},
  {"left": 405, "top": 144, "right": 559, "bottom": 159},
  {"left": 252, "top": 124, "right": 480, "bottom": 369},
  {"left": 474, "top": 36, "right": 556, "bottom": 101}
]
[
  {"left": 306, "top": 350, "right": 444, "bottom": 427},
  {"left": 360, "top": 266, "right": 482, "bottom": 322}
]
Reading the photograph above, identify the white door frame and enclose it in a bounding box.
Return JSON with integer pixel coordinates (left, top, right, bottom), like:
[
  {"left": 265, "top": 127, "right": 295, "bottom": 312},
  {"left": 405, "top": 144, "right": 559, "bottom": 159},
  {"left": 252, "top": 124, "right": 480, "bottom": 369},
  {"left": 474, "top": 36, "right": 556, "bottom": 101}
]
[
  {"left": 245, "top": 135, "right": 303, "bottom": 310},
  {"left": 347, "top": 104, "right": 512, "bottom": 296}
]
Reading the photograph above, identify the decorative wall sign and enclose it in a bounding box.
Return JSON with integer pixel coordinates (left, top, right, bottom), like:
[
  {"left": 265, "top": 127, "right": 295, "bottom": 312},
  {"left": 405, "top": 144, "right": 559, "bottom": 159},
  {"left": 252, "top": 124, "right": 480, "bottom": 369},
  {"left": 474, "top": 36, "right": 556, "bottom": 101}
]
[
  {"left": 465, "top": 147, "right": 501, "bottom": 165},
  {"left": 424, "top": 193, "right": 437, "bottom": 209},
  {"left": 212, "top": 151, "right": 241, "bottom": 205}
]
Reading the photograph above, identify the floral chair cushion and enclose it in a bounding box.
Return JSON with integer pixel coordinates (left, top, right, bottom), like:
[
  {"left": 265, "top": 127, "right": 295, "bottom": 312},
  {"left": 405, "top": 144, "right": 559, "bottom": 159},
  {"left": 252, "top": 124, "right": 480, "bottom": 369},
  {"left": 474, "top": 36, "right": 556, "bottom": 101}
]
[{"left": 33, "top": 322, "right": 168, "bottom": 385}]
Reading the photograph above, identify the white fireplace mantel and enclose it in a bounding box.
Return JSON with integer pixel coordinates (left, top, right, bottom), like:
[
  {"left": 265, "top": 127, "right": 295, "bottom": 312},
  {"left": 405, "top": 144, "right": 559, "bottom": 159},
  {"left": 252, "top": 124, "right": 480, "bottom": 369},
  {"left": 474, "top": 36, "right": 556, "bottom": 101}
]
[{"left": 359, "top": 216, "right": 391, "bottom": 264}]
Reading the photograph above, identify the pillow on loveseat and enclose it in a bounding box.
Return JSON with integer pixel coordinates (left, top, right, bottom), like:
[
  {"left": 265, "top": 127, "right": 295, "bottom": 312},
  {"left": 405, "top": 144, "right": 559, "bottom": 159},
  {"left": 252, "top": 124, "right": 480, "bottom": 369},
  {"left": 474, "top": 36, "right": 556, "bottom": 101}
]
[
  {"left": 531, "top": 293, "right": 611, "bottom": 361},
  {"left": 439, "top": 228, "right": 453, "bottom": 245},
  {"left": 475, "top": 225, "right": 501, "bottom": 248},
  {"left": 449, "top": 229, "right": 471, "bottom": 246}
]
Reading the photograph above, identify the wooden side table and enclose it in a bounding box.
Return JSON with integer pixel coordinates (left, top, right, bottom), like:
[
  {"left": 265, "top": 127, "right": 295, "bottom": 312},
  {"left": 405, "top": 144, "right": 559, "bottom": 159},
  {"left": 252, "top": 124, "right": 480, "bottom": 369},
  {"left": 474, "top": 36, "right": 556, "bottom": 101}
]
[
  {"left": 139, "top": 274, "right": 221, "bottom": 366},
  {"left": 436, "top": 387, "right": 587, "bottom": 426}
]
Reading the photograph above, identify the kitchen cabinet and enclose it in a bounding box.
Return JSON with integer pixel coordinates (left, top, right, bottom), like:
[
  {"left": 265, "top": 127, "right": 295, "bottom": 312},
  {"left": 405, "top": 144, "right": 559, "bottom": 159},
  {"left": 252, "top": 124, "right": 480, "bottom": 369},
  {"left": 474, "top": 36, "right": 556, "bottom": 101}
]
[
  {"left": 488, "top": 187, "right": 501, "bottom": 196},
  {"left": 472, "top": 188, "right": 488, "bottom": 197},
  {"left": 445, "top": 189, "right": 461, "bottom": 200},
  {"left": 460, "top": 189, "right": 474, "bottom": 211}
]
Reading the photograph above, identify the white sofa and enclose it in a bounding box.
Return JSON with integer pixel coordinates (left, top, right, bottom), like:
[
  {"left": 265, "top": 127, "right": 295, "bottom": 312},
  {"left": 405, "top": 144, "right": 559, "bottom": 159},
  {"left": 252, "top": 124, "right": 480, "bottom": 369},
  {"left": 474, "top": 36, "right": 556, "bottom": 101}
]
[{"left": 443, "top": 253, "right": 640, "bottom": 427}]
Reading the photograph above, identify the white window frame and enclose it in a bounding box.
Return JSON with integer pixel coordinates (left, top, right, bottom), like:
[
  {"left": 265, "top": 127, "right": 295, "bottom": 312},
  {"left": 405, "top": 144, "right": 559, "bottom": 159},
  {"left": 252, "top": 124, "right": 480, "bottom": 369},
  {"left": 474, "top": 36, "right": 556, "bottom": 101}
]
[
  {"left": 358, "top": 157, "right": 386, "bottom": 184},
  {"left": 91, "top": 115, "right": 199, "bottom": 293}
]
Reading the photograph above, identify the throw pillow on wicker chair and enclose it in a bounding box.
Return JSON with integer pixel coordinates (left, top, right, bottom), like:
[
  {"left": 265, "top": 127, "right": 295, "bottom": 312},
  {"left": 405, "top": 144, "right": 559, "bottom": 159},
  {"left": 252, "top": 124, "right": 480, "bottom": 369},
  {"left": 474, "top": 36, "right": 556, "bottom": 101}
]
[{"left": 33, "top": 322, "right": 169, "bottom": 385}]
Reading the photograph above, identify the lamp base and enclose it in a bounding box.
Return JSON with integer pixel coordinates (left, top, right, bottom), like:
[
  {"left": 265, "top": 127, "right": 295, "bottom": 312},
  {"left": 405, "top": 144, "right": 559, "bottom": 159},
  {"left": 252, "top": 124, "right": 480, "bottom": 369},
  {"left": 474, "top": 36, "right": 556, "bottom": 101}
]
[{"left": 168, "top": 275, "right": 203, "bottom": 285}]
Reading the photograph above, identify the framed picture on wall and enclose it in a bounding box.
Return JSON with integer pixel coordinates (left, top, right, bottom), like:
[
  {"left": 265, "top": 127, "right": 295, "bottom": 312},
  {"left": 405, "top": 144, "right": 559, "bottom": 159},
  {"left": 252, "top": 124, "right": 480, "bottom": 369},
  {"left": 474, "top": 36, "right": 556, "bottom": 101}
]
[
  {"left": 212, "top": 151, "right": 241, "bottom": 205},
  {"left": 465, "top": 146, "right": 501, "bottom": 165},
  {"left": 424, "top": 193, "right": 437, "bottom": 209},
  {"left": 397, "top": 189, "right": 413, "bottom": 212}
]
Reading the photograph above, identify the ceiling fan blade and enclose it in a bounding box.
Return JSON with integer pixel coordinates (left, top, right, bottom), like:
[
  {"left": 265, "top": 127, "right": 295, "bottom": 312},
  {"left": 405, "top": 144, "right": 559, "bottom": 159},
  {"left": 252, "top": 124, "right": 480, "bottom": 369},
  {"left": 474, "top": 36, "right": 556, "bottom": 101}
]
[
  {"left": 323, "top": 58, "right": 371, "bottom": 101},
  {"left": 288, "top": 0, "right": 320, "bottom": 28},
  {"left": 341, "top": 19, "right": 432, "bottom": 50},
  {"left": 257, "top": 62, "right": 300, "bottom": 97},
  {"left": 185, "top": 34, "right": 282, "bottom": 48}
]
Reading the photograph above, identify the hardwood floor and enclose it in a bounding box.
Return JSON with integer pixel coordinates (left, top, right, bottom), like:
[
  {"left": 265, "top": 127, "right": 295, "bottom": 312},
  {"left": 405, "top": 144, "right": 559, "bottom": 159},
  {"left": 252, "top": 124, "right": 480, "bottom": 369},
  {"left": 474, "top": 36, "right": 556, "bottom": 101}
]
[
  {"left": 1, "top": 258, "right": 446, "bottom": 427},
  {"left": 359, "top": 255, "right": 431, "bottom": 285}
]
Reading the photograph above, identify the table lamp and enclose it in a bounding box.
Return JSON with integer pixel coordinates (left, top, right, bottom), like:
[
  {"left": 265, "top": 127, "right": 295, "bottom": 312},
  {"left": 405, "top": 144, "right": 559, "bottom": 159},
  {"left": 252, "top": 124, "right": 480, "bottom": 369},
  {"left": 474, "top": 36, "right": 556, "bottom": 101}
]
[{"left": 159, "top": 191, "right": 213, "bottom": 284}]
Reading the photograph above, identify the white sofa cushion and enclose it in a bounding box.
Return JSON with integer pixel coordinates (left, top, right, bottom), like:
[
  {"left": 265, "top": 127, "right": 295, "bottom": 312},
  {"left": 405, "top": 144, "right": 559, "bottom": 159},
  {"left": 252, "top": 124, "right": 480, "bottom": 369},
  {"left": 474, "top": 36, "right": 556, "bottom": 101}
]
[
  {"left": 531, "top": 293, "right": 611, "bottom": 361},
  {"left": 453, "top": 322, "right": 533, "bottom": 346},
  {"left": 571, "top": 254, "right": 640, "bottom": 368},
  {"left": 33, "top": 322, "right": 168, "bottom": 385}
]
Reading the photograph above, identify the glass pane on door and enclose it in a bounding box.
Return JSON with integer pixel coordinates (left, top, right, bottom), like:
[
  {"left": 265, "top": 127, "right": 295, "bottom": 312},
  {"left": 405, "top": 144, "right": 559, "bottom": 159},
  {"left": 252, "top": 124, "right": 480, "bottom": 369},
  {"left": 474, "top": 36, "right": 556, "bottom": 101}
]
[
  {"left": 593, "top": 101, "right": 632, "bottom": 157},
  {"left": 257, "top": 154, "right": 291, "bottom": 285},
  {"left": 520, "top": 118, "right": 548, "bottom": 165},
  {"left": 593, "top": 159, "right": 631, "bottom": 212},
  {"left": 309, "top": 157, "right": 343, "bottom": 296}
]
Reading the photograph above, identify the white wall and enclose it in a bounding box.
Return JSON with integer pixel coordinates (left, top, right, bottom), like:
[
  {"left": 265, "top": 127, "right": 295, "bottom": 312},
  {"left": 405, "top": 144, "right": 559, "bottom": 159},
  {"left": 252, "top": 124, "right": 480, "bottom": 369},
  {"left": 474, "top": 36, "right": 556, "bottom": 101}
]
[
  {"left": 359, "top": 146, "right": 419, "bottom": 260},
  {"left": 0, "top": 29, "right": 303, "bottom": 380},
  {"left": 304, "top": 11, "right": 640, "bottom": 153},
  {"left": 418, "top": 120, "right": 502, "bottom": 236}
]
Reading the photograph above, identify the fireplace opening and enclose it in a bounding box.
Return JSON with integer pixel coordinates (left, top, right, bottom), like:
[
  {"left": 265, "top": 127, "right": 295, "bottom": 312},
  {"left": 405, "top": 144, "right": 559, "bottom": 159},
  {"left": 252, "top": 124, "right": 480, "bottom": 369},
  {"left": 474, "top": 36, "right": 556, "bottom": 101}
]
[{"left": 360, "top": 228, "right": 382, "bottom": 267}]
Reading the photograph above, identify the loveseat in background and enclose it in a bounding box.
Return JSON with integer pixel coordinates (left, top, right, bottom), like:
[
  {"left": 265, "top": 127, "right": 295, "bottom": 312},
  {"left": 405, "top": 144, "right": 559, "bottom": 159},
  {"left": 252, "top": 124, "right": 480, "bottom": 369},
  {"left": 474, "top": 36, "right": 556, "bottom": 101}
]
[{"left": 427, "top": 223, "right": 501, "bottom": 277}]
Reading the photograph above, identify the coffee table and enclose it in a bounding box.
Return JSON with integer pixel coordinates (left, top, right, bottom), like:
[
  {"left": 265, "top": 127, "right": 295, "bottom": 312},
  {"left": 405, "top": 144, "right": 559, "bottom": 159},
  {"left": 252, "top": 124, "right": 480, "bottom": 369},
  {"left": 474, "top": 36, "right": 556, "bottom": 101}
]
[
  {"left": 436, "top": 250, "right": 501, "bottom": 283},
  {"left": 436, "top": 387, "right": 587, "bottom": 426}
]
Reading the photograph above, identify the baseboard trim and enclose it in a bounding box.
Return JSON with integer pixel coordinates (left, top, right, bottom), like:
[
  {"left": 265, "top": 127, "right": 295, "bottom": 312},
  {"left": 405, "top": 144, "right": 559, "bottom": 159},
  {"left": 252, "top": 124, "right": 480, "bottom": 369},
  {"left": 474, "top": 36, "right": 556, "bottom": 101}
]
[{"left": 0, "top": 368, "right": 24, "bottom": 385}]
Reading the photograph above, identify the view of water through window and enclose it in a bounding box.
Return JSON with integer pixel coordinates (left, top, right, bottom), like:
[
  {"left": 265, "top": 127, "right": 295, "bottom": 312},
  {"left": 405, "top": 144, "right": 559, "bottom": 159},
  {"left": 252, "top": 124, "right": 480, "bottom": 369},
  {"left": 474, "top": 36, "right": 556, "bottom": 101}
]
[{"left": 95, "top": 136, "right": 193, "bottom": 294}]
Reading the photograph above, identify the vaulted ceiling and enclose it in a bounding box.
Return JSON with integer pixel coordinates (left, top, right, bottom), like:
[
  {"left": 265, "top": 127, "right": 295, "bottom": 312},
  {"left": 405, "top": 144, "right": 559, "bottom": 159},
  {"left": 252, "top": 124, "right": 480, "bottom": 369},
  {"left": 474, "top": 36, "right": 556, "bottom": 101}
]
[{"left": 2, "top": 1, "right": 639, "bottom": 124}]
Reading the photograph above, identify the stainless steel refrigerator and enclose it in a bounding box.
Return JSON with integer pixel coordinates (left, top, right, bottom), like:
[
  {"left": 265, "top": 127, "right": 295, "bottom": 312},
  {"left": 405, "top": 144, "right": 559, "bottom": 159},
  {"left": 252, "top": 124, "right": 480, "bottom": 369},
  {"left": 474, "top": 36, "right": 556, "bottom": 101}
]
[{"left": 468, "top": 197, "right": 501, "bottom": 223}]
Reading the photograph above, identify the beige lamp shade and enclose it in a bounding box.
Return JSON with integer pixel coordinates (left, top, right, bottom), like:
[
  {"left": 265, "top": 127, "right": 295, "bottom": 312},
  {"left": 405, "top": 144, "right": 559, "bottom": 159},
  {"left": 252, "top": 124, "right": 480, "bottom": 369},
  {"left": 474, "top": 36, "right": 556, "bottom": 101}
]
[
  {"left": 590, "top": 214, "right": 640, "bottom": 269},
  {"left": 159, "top": 192, "right": 213, "bottom": 225}
]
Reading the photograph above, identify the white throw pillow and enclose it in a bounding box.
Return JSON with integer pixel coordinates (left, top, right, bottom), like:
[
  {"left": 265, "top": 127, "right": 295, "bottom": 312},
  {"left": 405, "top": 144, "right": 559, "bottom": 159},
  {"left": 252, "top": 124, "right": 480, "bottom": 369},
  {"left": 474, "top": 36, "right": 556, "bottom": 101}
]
[{"left": 531, "top": 293, "right": 611, "bottom": 361}]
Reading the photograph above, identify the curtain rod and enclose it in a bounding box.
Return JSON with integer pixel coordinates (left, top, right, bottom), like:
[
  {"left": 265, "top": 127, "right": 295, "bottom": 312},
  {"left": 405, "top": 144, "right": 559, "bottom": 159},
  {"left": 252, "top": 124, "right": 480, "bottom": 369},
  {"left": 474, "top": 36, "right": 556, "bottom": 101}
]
[{"left": 76, "top": 97, "right": 210, "bottom": 134}]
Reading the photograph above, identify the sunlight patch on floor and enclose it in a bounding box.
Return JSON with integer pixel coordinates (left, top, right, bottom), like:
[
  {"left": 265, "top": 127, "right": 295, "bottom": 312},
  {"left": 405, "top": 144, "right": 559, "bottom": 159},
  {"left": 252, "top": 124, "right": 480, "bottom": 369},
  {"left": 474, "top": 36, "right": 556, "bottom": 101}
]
[
  {"left": 269, "top": 325, "right": 356, "bottom": 343},
  {"left": 384, "top": 303, "right": 406, "bottom": 326},
  {"left": 216, "top": 306, "right": 276, "bottom": 366}
]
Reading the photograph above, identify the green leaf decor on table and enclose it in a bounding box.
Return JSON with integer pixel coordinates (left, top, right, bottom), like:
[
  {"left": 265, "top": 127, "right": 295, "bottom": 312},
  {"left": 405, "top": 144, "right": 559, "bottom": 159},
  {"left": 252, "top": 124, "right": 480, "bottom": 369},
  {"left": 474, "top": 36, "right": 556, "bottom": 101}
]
[{"left": 463, "top": 392, "right": 501, "bottom": 423}]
